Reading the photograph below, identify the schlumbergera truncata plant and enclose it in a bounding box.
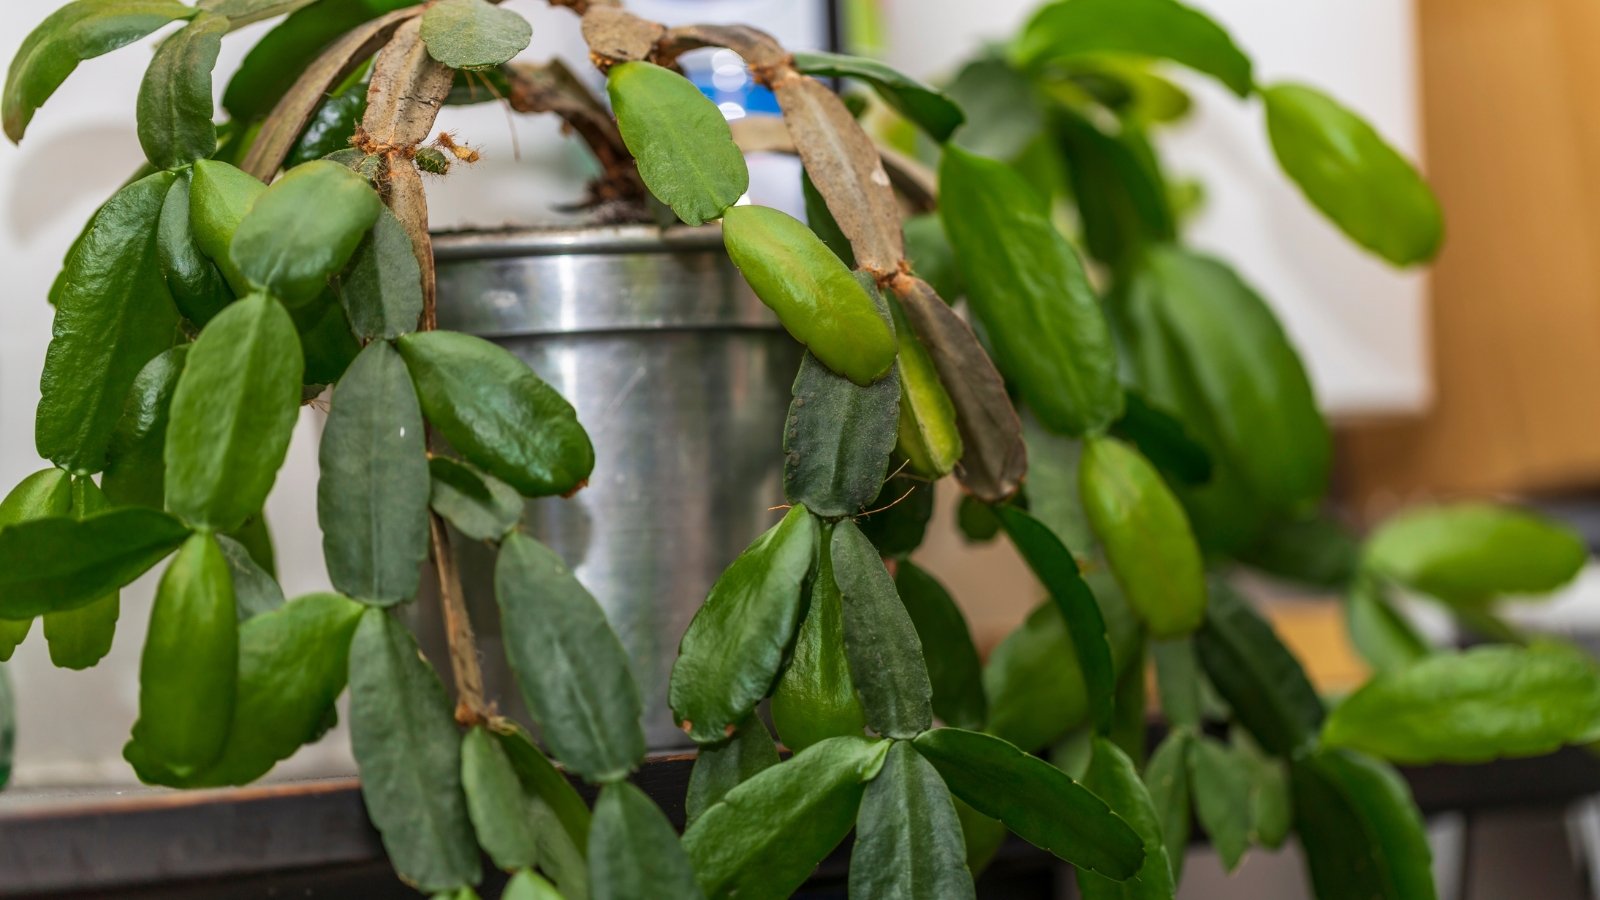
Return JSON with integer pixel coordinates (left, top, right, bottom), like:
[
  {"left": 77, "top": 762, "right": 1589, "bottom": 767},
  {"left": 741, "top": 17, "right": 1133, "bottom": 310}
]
[{"left": 4, "top": 0, "right": 1600, "bottom": 898}]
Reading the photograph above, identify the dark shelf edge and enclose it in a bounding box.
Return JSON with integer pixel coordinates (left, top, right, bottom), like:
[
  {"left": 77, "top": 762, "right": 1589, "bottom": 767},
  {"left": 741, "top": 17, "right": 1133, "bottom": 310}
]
[{"left": 2, "top": 745, "right": 1597, "bottom": 897}]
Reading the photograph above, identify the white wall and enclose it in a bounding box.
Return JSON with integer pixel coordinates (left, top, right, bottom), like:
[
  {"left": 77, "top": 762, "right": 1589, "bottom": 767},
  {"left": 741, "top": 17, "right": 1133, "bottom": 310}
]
[{"left": 882, "top": 0, "right": 1432, "bottom": 417}]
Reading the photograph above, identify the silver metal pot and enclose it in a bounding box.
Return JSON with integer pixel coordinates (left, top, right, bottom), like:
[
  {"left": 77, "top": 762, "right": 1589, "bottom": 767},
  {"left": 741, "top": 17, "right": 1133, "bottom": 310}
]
[{"left": 413, "top": 225, "right": 801, "bottom": 750}]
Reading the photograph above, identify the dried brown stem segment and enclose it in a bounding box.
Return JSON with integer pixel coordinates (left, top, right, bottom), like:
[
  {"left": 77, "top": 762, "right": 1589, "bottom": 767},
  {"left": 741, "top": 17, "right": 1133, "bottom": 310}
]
[
  {"left": 890, "top": 275, "right": 1027, "bottom": 502},
  {"left": 386, "top": 160, "right": 436, "bottom": 325},
  {"left": 430, "top": 514, "right": 493, "bottom": 726},
  {"left": 505, "top": 59, "right": 645, "bottom": 201},
  {"left": 728, "top": 117, "right": 938, "bottom": 215},
  {"left": 774, "top": 75, "right": 905, "bottom": 275},
  {"left": 580, "top": 7, "right": 664, "bottom": 66},
  {"left": 655, "top": 23, "right": 788, "bottom": 71},
  {"left": 240, "top": 7, "right": 419, "bottom": 181},
  {"left": 360, "top": 18, "right": 451, "bottom": 320},
  {"left": 357, "top": 19, "right": 487, "bottom": 720},
  {"left": 877, "top": 145, "right": 938, "bottom": 215},
  {"left": 360, "top": 17, "right": 456, "bottom": 153},
  {"left": 548, "top": 0, "right": 618, "bottom": 13}
]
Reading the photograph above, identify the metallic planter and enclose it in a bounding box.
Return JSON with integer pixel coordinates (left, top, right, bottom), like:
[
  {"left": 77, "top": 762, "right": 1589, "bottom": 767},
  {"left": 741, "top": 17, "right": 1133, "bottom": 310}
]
[{"left": 412, "top": 225, "right": 801, "bottom": 750}]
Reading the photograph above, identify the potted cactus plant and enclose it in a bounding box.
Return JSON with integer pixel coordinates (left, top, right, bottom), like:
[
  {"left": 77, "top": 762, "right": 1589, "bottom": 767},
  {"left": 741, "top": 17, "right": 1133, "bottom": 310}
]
[{"left": 2, "top": 0, "right": 1599, "bottom": 898}]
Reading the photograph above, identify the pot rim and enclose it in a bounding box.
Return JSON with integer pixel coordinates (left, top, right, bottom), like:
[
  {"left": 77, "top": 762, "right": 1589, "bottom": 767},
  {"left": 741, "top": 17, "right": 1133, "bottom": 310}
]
[
  {"left": 430, "top": 222, "right": 783, "bottom": 338},
  {"left": 430, "top": 223, "right": 724, "bottom": 262}
]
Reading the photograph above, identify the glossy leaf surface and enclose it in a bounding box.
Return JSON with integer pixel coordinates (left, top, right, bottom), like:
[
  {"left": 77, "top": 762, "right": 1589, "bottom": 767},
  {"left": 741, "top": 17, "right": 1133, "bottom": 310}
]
[
  {"left": 290, "top": 289, "right": 360, "bottom": 386},
  {"left": 158, "top": 172, "right": 232, "bottom": 327},
  {"left": 286, "top": 84, "right": 367, "bottom": 169},
  {"left": 496, "top": 532, "right": 644, "bottom": 782},
  {"left": 136, "top": 12, "right": 227, "bottom": 170},
  {"left": 0, "top": 469, "right": 72, "bottom": 525},
  {"left": 1194, "top": 585, "right": 1323, "bottom": 757},
  {"left": 198, "top": 0, "right": 317, "bottom": 25},
  {"left": 0, "top": 507, "right": 189, "bottom": 619},
  {"left": 1054, "top": 111, "right": 1174, "bottom": 270},
  {"left": 834, "top": 520, "right": 933, "bottom": 739},
  {"left": 791, "top": 51, "right": 964, "bottom": 142},
  {"left": 801, "top": 167, "right": 854, "bottom": 267},
  {"left": 4, "top": 0, "right": 196, "bottom": 141},
  {"left": 686, "top": 719, "right": 780, "bottom": 827},
  {"left": 912, "top": 728, "right": 1143, "bottom": 879},
  {"left": 896, "top": 561, "right": 986, "bottom": 731},
  {"left": 995, "top": 505, "right": 1115, "bottom": 733},
  {"left": 983, "top": 600, "right": 1089, "bottom": 752},
  {"left": 589, "top": 781, "right": 704, "bottom": 900},
  {"left": 1076, "top": 737, "right": 1175, "bottom": 900},
  {"left": 348, "top": 609, "right": 481, "bottom": 893},
  {"left": 503, "top": 871, "right": 563, "bottom": 900},
  {"left": 41, "top": 477, "right": 119, "bottom": 671},
  {"left": 37, "top": 171, "right": 179, "bottom": 474},
  {"left": 1143, "top": 730, "right": 1193, "bottom": 881},
  {"left": 462, "top": 725, "right": 540, "bottom": 871},
  {"left": 850, "top": 741, "right": 976, "bottom": 900},
  {"left": 318, "top": 341, "right": 430, "bottom": 604},
  {"left": 671, "top": 505, "right": 816, "bottom": 744},
  {"left": 722, "top": 205, "right": 896, "bottom": 387},
  {"left": 231, "top": 160, "right": 383, "bottom": 304},
  {"left": 1121, "top": 246, "right": 1329, "bottom": 545},
  {"left": 784, "top": 348, "right": 900, "bottom": 518},
  {"left": 946, "top": 56, "right": 1044, "bottom": 160},
  {"left": 940, "top": 145, "right": 1121, "bottom": 436},
  {"left": 398, "top": 330, "right": 594, "bottom": 498},
  {"left": 1017, "top": 0, "right": 1251, "bottom": 96},
  {"left": 890, "top": 298, "right": 962, "bottom": 479},
  {"left": 181, "top": 592, "right": 362, "bottom": 786},
  {"left": 771, "top": 523, "right": 866, "bottom": 752},
  {"left": 429, "top": 457, "right": 522, "bottom": 543},
  {"left": 608, "top": 61, "right": 747, "bottom": 226},
  {"left": 165, "top": 293, "right": 303, "bottom": 532},
  {"left": 684, "top": 736, "right": 885, "bottom": 900},
  {"left": 1188, "top": 736, "right": 1253, "bottom": 872},
  {"left": 1079, "top": 436, "right": 1206, "bottom": 639},
  {"left": 1263, "top": 83, "right": 1443, "bottom": 266},
  {"left": 888, "top": 276, "right": 1026, "bottom": 501},
  {"left": 189, "top": 159, "right": 266, "bottom": 295},
  {"left": 99, "top": 354, "right": 182, "bottom": 515},
  {"left": 42, "top": 595, "right": 119, "bottom": 673},
  {"left": 337, "top": 207, "right": 424, "bottom": 341},
  {"left": 127, "top": 533, "right": 236, "bottom": 778},
  {"left": 1363, "top": 503, "right": 1586, "bottom": 605},
  {"left": 420, "top": 0, "right": 532, "bottom": 70},
  {"left": 1323, "top": 643, "right": 1600, "bottom": 764},
  {"left": 1292, "top": 748, "right": 1437, "bottom": 900},
  {"left": 492, "top": 721, "right": 593, "bottom": 859},
  {"left": 222, "top": 0, "right": 414, "bottom": 122},
  {"left": 1345, "top": 577, "right": 1429, "bottom": 674},
  {"left": 0, "top": 470, "right": 78, "bottom": 660}
]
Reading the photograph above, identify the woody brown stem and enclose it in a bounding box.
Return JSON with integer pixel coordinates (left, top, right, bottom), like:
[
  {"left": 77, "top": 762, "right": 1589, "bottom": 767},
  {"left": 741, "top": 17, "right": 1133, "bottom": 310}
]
[
  {"left": 504, "top": 60, "right": 646, "bottom": 204},
  {"left": 358, "top": 19, "right": 492, "bottom": 722},
  {"left": 429, "top": 514, "right": 493, "bottom": 726}
]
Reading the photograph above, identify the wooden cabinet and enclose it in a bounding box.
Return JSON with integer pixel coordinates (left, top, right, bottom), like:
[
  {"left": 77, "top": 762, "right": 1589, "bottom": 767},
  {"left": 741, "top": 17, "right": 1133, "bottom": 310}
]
[{"left": 1345, "top": 0, "right": 1600, "bottom": 513}]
